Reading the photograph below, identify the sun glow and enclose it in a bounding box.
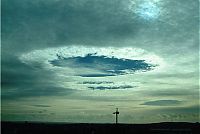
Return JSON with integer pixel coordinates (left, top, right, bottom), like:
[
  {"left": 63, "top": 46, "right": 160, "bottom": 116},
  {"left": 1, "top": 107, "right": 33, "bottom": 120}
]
[{"left": 129, "top": 0, "right": 161, "bottom": 20}]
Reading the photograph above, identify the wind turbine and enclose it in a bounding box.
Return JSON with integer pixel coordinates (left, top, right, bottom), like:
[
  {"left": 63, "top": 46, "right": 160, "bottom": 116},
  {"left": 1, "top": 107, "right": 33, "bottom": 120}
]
[{"left": 113, "top": 108, "right": 119, "bottom": 124}]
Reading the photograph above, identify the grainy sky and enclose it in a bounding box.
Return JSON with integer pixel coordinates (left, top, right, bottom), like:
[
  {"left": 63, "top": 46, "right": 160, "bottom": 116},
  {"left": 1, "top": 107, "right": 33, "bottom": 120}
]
[{"left": 2, "top": 0, "right": 199, "bottom": 123}]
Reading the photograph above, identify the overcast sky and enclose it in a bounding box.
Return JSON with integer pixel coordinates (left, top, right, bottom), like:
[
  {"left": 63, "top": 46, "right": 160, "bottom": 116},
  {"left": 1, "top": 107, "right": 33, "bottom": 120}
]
[{"left": 2, "top": 0, "right": 199, "bottom": 123}]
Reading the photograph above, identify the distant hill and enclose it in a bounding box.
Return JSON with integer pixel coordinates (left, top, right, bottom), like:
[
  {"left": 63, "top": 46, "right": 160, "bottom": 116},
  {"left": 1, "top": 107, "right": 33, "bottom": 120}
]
[{"left": 1, "top": 121, "right": 200, "bottom": 134}]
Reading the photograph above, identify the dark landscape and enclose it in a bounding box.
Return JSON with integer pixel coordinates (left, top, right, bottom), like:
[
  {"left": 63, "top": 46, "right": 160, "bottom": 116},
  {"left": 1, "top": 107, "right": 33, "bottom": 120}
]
[{"left": 2, "top": 121, "right": 200, "bottom": 134}]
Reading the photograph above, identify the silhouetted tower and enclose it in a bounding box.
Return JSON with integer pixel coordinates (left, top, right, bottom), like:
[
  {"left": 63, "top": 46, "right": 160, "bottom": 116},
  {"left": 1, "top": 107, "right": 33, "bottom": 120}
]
[{"left": 113, "top": 108, "right": 119, "bottom": 124}]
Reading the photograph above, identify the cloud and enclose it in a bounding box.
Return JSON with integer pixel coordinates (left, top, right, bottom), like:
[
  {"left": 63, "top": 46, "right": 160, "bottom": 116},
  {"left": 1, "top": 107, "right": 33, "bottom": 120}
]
[
  {"left": 1, "top": 54, "right": 74, "bottom": 100},
  {"left": 141, "top": 100, "right": 182, "bottom": 106},
  {"left": 32, "top": 105, "right": 51, "bottom": 108},
  {"left": 88, "top": 85, "right": 134, "bottom": 90},
  {"left": 143, "top": 88, "right": 199, "bottom": 97},
  {"left": 2, "top": 0, "right": 198, "bottom": 53},
  {"left": 80, "top": 81, "right": 114, "bottom": 84},
  {"left": 49, "top": 54, "right": 156, "bottom": 76},
  {"left": 79, "top": 74, "right": 116, "bottom": 77},
  {"left": 2, "top": 85, "right": 74, "bottom": 100},
  {"left": 1, "top": 0, "right": 140, "bottom": 51},
  {"left": 78, "top": 80, "right": 136, "bottom": 90},
  {"left": 19, "top": 46, "right": 163, "bottom": 80}
]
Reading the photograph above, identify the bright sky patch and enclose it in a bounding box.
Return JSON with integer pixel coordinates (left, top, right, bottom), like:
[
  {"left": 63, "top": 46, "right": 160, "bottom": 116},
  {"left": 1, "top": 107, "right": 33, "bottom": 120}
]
[{"left": 129, "top": 0, "right": 161, "bottom": 20}]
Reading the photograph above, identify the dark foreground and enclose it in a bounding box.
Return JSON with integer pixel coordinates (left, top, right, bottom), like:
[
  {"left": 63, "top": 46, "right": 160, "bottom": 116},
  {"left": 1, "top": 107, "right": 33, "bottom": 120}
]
[{"left": 1, "top": 121, "right": 200, "bottom": 134}]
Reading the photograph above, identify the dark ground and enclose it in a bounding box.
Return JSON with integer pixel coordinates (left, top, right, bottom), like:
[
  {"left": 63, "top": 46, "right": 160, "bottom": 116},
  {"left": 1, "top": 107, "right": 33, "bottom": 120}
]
[{"left": 1, "top": 121, "right": 200, "bottom": 134}]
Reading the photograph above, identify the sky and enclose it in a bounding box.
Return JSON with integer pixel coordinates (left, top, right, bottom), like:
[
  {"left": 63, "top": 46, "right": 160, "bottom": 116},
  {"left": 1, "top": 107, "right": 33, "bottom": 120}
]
[{"left": 1, "top": 0, "right": 199, "bottom": 123}]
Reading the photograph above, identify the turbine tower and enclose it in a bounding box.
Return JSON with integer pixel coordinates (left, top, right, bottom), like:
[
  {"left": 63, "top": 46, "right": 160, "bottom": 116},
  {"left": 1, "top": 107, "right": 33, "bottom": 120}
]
[{"left": 113, "top": 108, "right": 119, "bottom": 124}]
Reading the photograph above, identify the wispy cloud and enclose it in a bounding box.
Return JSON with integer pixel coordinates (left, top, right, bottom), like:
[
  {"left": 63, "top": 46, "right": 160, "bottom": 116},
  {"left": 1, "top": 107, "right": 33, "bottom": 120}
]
[
  {"left": 141, "top": 100, "right": 182, "bottom": 106},
  {"left": 88, "top": 85, "right": 135, "bottom": 90}
]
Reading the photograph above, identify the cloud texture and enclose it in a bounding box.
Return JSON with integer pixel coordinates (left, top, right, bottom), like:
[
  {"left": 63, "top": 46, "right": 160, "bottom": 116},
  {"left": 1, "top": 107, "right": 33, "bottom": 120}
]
[{"left": 2, "top": 0, "right": 199, "bottom": 123}]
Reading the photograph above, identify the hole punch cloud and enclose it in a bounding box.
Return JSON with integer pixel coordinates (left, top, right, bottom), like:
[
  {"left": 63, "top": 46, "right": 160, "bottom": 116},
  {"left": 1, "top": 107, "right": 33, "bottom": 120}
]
[
  {"left": 49, "top": 54, "right": 157, "bottom": 77},
  {"left": 19, "top": 46, "right": 163, "bottom": 75}
]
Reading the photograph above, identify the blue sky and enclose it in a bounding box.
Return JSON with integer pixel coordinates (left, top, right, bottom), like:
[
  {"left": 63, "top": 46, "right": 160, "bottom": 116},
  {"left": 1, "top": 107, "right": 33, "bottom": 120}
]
[{"left": 1, "top": 0, "right": 199, "bottom": 123}]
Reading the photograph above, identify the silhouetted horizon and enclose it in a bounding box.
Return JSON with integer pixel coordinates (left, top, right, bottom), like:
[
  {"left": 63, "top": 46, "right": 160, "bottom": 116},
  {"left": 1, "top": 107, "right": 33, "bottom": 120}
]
[{"left": 2, "top": 121, "right": 200, "bottom": 134}]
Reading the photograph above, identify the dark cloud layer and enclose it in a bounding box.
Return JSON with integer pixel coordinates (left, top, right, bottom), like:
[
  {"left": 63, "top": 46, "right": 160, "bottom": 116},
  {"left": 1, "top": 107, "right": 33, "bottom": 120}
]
[
  {"left": 2, "top": 0, "right": 138, "bottom": 51},
  {"left": 1, "top": 54, "right": 73, "bottom": 100},
  {"left": 2, "top": 0, "right": 198, "bottom": 53}
]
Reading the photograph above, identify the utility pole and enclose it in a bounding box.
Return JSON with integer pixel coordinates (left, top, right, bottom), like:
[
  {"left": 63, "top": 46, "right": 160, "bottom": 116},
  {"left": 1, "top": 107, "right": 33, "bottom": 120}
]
[{"left": 113, "top": 108, "right": 119, "bottom": 124}]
